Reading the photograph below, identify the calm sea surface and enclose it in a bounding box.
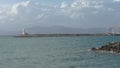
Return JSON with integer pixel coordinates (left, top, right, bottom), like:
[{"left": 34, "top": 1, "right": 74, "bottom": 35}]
[{"left": 0, "top": 36, "right": 120, "bottom": 68}]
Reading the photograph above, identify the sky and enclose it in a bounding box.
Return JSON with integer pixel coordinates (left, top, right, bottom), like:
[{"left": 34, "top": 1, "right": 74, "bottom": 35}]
[{"left": 0, "top": 0, "right": 120, "bottom": 31}]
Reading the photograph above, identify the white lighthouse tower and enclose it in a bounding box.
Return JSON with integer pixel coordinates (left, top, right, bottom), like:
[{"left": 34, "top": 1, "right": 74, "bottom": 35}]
[
  {"left": 22, "top": 28, "right": 26, "bottom": 35},
  {"left": 21, "top": 28, "right": 29, "bottom": 36}
]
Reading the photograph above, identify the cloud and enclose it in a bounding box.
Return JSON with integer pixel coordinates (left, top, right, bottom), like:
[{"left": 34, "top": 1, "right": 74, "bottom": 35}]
[
  {"left": 60, "top": 1, "right": 68, "bottom": 9},
  {"left": 10, "top": 0, "right": 30, "bottom": 15},
  {"left": 58, "top": 0, "right": 120, "bottom": 27},
  {"left": 113, "top": 0, "right": 120, "bottom": 2},
  {"left": 0, "top": 0, "right": 120, "bottom": 32},
  {"left": 59, "top": 0, "right": 104, "bottom": 18},
  {"left": 71, "top": 0, "right": 103, "bottom": 8},
  {"left": 71, "top": 0, "right": 89, "bottom": 8},
  {"left": 36, "top": 13, "right": 45, "bottom": 19}
]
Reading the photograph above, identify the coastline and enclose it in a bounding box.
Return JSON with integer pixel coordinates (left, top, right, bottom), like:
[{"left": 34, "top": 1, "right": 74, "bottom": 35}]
[{"left": 14, "top": 33, "right": 114, "bottom": 37}]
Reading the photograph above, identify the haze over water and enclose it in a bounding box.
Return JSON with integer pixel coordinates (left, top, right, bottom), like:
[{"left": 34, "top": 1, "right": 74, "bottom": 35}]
[{"left": 0, "top": 36, "right": 120, "bottom": 68}]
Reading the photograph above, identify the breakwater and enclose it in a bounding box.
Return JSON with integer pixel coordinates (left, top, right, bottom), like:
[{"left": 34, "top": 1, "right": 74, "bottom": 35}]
[
  {"left": 92, "top": 42, "right": 120, "bottom": 53},
  {"left": 15, "top": 33, "right": 109, "bottom": 37}
]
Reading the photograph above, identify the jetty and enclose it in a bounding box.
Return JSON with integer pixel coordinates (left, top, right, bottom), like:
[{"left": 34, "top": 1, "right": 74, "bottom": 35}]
[
  {"left": 15, "top": 27, "right": 120, "bottom": 37},
  {"left": 91, "top": 42, "right": 120, "bottom": 53}
]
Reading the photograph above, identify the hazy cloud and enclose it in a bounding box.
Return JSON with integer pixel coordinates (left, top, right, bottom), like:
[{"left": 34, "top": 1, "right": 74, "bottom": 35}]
[
  {"left": 10, "top": 0, "right": 30, "bottom": 15},
  {"left": 60, "top": 1, "right": 68, "bottom": 9},
  {"left": 113, "top": 0, "right": 120, "bottom": 2},
  {"left": 59, "top": 0, "right": 104, "bottom": 18},
  {"left": 0, "top": 0, "right": 119, "bottom": 31}
]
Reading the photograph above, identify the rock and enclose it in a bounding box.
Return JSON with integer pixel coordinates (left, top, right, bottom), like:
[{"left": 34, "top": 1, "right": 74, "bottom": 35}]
[
  {"left": 91, "top": 47, "right": 97, "bottom": 51},
  {"left": 91, "top": 42, "right": 120, "bottom": 53}
]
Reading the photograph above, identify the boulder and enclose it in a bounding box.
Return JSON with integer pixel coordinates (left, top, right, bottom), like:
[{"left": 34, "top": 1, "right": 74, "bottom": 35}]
[{"left": 91, "top": 42, "right": 120, "bottom": 53}]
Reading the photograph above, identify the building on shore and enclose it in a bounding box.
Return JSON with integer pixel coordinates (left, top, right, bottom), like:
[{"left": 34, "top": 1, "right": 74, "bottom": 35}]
[
  {"left": 107, "top": 26, "right": 120, "bottom": 36},
  {"left": 15, "top": 28, "right": 31, "bottom": 37}
]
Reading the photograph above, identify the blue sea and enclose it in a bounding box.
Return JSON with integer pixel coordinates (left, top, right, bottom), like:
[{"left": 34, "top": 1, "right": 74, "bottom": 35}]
[{"left": 0, "top": 36, "right": 120, "bottom": 68}]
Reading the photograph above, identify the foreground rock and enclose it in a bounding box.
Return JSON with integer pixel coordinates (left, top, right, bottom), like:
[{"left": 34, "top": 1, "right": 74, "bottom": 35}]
[{"left": 91, "top": 42, "right": 120, "bottom": 53}]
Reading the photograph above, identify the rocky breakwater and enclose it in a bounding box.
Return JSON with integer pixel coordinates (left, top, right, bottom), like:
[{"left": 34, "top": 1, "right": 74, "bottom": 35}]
[{"left": 91, "top": 42, "right": 120, "bottom": 53}]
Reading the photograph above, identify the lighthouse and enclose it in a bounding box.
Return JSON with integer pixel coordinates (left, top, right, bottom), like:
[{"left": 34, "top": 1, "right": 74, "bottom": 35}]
[
  {"left": 21, "top": 28, "right": 29, "bottom": 36},
  {"left": 15, "top": 28, "right": 31, "bottom": 37},
  {"left": 22, "top": 28, "right": 26, "bottom": 35}
]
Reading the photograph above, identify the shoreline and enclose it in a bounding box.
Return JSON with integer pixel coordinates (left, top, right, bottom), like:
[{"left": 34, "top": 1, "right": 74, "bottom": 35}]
[{"left": 14, "top": 33, "right": 117, "bottom": 37}]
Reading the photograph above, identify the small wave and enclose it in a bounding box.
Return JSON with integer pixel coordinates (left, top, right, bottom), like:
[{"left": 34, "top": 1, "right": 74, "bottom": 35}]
[
  {"left": 69, "top": 65, "right": 76, "bottom": 68},
  {"left": 91, "top": 50, "right": 120, "bottom": 54},
  {"left": 32, "top": 60, "right": 41, "bottom": 64},
  {"left": 0, "top": 51, "right": 13, "bottom": 54},
  {"left": 15, "top": 56, "right": 30, "bottom": 61},
  {"left": 87, "top": 49, "right": 91, "bottom": 52}
]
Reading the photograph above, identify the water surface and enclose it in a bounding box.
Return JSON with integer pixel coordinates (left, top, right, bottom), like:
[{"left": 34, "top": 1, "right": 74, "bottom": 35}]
[{"left": 0, "top": 36, "right": 120, "bottom": 68}]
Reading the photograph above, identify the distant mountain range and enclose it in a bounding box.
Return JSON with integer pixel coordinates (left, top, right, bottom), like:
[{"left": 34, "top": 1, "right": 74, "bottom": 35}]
[{"left": 25, "top": 26, "right": 107, "bottom": 34}]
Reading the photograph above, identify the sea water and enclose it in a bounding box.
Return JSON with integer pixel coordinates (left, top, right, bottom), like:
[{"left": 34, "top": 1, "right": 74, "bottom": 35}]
[{"left": 0, "top": 36, "right": 120, "bottom": 68}]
